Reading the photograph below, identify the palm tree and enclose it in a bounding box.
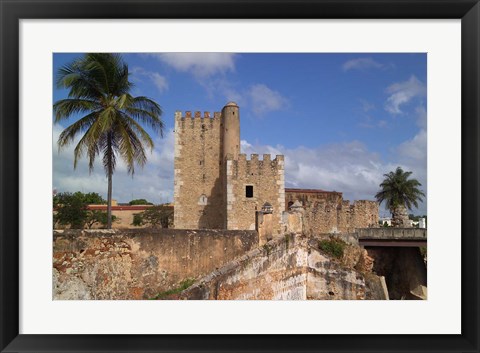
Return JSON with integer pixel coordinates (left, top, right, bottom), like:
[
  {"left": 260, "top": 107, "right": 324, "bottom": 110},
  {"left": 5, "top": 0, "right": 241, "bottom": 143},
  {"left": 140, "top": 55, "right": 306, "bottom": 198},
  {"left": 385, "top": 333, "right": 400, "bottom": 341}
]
[
  {"left": 54, "top": 53, "right": 164, "bottom": 228},
  {"left": 375, "top": 166, "right": 425, "bottom": 227}
]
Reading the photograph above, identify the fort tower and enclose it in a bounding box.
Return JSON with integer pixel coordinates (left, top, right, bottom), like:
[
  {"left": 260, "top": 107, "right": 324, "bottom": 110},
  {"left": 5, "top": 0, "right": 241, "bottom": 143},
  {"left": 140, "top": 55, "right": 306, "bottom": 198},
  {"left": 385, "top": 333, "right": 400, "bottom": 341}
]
[{"left": 174, "top": 103, "right": 285, "bottom": 234}]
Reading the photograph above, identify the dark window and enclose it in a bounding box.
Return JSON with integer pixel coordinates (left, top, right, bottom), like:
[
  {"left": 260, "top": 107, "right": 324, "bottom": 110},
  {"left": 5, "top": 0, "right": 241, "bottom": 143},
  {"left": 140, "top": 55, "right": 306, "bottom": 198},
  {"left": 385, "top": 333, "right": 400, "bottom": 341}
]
[{"left": 246, "top": 185, "right": 253, "bottom": 198}]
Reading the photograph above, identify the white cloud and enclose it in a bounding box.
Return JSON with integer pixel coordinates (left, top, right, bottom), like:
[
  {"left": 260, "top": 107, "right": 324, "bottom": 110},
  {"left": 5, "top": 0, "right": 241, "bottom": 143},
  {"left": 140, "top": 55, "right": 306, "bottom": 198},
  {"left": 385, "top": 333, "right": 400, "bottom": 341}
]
[
  {"left": 397, "top": 129, "right": 427, "bottom": 166},
  {"left": 131, "top": 67, "right": 169, "bottom": 93},
  {"left": 343, "top": 57, "right": 384, "bottom": 72},
  {"left": 150, "top": 72, "right": 169, "bottom": 93},
  {"left": 385, "top": 75, "right": 426, "bottom": 114},
  {"left": 53, "top": 124, "right": 174, "bottom": 204},
  {"left": 240, "top": 137, "right": 427, "bottom": 215},
  {"left": 415, "top": 105, "right": 427, "bottom": 129},
  {"left": 247, "top": 84, "right": 288, "bottom": 116},
  {"left": 150, "top": 53, "right": 236, "bottom": 78},
  {"left": 359, "top": 99, "right": 375, "bottom": 112},
  {"left": 215, "top": 82, "right": 288, "bottom": 117},
  {"left": 53, "top": 122, "right": 426, "bottom": 214}
]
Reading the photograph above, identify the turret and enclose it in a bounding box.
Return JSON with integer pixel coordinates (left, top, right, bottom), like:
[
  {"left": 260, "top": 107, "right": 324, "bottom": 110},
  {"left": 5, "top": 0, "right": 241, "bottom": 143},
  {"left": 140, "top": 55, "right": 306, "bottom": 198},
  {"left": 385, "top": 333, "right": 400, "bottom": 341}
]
[{"left": 222, "top": 102, "right": 240, "bottom": 160}]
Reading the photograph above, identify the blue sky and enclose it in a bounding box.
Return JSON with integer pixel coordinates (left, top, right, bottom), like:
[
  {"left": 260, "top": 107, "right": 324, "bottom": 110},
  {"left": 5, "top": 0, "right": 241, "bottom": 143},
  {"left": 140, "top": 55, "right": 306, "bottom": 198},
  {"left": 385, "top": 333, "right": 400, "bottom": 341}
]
[{"left": 53, "top": 53, "right": 427, "bottom": 216}]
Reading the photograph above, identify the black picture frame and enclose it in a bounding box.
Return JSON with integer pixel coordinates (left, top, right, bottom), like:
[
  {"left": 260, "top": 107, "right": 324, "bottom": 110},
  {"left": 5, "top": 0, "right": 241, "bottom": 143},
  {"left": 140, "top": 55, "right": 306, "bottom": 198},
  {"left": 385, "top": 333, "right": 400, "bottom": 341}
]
[{"left": 1, "top": 1, "right": 479, "bottom": 352}]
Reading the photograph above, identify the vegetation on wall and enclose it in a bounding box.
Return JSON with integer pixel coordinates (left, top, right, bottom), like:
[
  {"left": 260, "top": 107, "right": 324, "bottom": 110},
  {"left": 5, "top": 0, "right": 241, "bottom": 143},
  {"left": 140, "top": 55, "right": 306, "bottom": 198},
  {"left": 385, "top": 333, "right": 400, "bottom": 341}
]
[
  {"left": 318, "top": 237, "right": 346, "bottom": 259},
  {"left": 150, "top": 278, "right": 195, "bottom": 300}
]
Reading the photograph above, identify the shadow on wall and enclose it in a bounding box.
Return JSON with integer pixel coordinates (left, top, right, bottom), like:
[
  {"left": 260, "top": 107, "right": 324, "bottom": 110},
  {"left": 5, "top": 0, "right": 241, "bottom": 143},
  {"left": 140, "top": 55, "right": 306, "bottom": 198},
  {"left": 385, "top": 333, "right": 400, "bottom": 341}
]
[
  {"left": 198, "top": 176, "right": 224, "bottom": 229},
  {"left": 366, "top": 246, "right": 427, "bottom": 300}
]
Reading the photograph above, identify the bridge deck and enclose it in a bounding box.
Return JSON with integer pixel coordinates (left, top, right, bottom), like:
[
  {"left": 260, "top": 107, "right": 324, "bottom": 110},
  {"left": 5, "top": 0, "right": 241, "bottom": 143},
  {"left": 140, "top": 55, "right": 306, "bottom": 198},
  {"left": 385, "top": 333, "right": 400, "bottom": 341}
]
[{"left": 357, "top": 228, "right": 427, "bottom": 247}]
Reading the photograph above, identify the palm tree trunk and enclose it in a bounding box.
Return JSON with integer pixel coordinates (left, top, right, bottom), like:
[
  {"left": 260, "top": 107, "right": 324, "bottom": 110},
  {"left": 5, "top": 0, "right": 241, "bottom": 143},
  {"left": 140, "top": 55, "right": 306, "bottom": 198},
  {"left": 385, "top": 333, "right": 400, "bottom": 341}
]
[
  {"left": 107, "top": 169, "right": 112, "bottom": 229},
  {"left": 107, "top": 133, "right": 113, "bottom": 229},
  {"left": 392, "top": 205, "right": 410, "bottom": 227}
]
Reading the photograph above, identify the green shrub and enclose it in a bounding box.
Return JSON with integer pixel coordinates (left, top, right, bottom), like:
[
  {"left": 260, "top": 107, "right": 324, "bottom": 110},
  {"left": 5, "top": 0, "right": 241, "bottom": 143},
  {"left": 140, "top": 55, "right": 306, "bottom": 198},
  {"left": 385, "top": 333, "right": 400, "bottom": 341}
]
[
  {"left": 318, "top": 238, "right": 346, "bottom": 259},
  {"left": 150, "top": 278, "right": 195, "bottom": 300}
]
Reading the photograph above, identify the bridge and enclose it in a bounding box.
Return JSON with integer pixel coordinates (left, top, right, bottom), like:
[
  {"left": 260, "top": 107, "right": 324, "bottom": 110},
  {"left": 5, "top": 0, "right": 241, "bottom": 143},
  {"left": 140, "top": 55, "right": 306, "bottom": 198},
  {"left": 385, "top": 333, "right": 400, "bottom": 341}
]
[{"left": 356, "top": 228, "right": 427, "bottom": 247}]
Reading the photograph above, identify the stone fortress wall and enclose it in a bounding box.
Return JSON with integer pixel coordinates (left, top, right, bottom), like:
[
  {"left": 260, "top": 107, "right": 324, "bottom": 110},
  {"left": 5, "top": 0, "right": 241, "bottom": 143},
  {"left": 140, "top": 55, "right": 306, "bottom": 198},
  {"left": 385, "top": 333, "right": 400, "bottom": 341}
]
[
  {"left": 226, "top": 154, "right": 285, "bottom": 233},
  {"left": 285, "top": 188, "right": 378, "bottom": 234},
  {"left": 173, "top": 110, "right": 224, "bottom": 229},
  {"left": 174, "top": 102, "right": 284, "bottom": 233}
]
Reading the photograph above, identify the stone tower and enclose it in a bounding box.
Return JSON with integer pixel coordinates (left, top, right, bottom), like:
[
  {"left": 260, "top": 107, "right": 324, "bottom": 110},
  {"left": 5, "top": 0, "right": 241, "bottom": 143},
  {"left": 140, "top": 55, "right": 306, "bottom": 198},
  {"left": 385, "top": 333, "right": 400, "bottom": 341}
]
[
  {"left": 174, "top": 103, "right": 285, "bottom": 234},
  {"left": 221, "top": 102, "right": 240, "bottom": 160}
]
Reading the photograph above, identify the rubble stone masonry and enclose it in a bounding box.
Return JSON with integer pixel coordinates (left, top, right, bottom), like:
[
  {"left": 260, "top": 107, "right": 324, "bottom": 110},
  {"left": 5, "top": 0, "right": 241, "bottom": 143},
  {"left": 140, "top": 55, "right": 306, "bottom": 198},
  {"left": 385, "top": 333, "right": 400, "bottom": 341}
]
[
  {"left": 174, "top": 110, "right": 224, "bottom": 229},
  {"left": 226, "top": 154, "right": 285, "bottom": 234},
  {"left": 53, "top": 228, "right": 258, "bottom": 300},
  {"left": 174, "top": 103, "right": 285, "bottom": 234},
  {"left": 286, "top": 189, "right": 378, "bottom": 234}
]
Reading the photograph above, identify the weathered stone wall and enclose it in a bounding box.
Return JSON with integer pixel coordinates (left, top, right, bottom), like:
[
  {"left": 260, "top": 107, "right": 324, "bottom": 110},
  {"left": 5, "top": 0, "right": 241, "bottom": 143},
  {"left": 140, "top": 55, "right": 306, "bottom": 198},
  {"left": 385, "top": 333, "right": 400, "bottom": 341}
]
[
  {"left": 226, "top": 154, "right": 285, "bottom": 234},
  {"left": 53, "top": 228, "right": 258, "bottom": 300},
  {"left": 174, "top": 104, "right": 285, "bottom": 235},
  {"left": 173, "top": 111, "right": 225, "bottom": 229},
  {"left": 285, "top": 188, "right": 343, "bottom": 209},
  {"left": 303, "top": 199, "right": 379, "bottom": 234},
  {"left": 357, "top": 227, "right": 427, "bottom": 240},
  {"left": 285, "top": 189, "right": 378, "bottom": 234},
  {"left": 178, "top": 234, "right": 388, "bottom": 300}
]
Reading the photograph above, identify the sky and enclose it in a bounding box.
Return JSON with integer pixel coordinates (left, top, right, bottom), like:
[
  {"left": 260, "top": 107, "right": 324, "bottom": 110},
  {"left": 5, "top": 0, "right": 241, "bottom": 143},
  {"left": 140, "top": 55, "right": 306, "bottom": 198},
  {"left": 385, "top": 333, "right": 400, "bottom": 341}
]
[{"left": 52, "top": 53, "right": 427, "bottom": 216}]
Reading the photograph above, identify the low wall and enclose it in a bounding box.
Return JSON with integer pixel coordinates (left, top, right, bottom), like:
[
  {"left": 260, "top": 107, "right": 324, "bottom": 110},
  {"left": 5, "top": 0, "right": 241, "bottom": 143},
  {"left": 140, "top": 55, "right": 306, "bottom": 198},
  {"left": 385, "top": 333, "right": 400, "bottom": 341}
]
[
  {"left": 178, "top": 234, "right": 388, "bottom": 300},
  {"left": 357, "top": 228, "right": 427, "bottom": 240},
  {"left": 53, "top": 228, "right": 258, "bottom": 300}
]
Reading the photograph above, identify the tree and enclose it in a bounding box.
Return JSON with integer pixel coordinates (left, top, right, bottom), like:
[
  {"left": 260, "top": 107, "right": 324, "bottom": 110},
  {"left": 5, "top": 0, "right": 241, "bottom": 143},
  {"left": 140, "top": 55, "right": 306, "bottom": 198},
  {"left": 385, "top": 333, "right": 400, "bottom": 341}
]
[
  {"left": 54, "top": 53, "right": 164, "bottom": 228},
  {"left": 375, "top": 167, "right": 425, "bottom": 227},
  {"left": 131, "top": 205, "right": 173, "bottom": 228},
  {"left": 85, "top": 210, "right": 118, "bottom": 229},
  {"left": 129, "top": 198, "right": 153, "bottom": 205},
  {"left": 53, "top": 191, "right": 116, "bottom": 229},
  {"left": 53, "top": 192, "right": 88, "bottom": 229}
]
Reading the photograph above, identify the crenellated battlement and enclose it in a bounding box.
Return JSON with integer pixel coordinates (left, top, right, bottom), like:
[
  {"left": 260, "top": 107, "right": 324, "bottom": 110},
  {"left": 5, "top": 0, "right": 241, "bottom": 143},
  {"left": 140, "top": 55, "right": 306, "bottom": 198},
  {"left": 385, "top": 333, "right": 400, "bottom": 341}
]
[
  {"left": 229, "top": 153, "right": 285, "bottom": 177},
  {"left": 175, "top": 102, "right": 284, "bottom": 234},
  {"left": 174, "top": 110, "right": 221, "bottom": 121}
]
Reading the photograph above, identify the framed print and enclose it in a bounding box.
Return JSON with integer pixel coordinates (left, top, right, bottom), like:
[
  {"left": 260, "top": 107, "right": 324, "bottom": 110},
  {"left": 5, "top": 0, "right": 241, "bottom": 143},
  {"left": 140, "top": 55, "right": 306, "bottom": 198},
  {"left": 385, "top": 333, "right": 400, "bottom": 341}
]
[{"left": 1, "top": 0, "right": 479, "bottom": 352}]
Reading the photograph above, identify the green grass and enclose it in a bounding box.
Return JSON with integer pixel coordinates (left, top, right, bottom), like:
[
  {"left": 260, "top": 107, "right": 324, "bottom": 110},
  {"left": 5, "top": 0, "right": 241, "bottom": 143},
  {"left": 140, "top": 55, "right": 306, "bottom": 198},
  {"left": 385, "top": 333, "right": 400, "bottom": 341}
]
[
  {"left": 318, "top": 238, "right": 346, "bottom": 259},
  {"left": 150, "top": 278, "right": 195, "bottom": 300}
]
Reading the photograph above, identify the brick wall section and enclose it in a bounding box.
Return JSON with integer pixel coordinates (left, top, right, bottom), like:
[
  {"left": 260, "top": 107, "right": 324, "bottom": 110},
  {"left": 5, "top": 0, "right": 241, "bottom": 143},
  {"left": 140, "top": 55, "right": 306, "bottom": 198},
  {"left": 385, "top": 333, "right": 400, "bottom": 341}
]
[
  {"left": 226, "top": 154, "right": 285, "bottom": 234},
  {"left": 174, "top": 111, "right": 225, "bottom": 229},
  {"left": 53, "top": 228, "right": 258, "bottom": 300}
]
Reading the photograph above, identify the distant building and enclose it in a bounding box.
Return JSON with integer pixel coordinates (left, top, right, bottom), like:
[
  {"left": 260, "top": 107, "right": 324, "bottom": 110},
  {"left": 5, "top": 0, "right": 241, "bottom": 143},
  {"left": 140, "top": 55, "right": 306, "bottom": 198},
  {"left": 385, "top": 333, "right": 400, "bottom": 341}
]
[
  {"left": 380, "top": 217, "right": 392, "bottom": 227},
  {"left": 419, "top": 217, "right": 426, "bottom": 229}
]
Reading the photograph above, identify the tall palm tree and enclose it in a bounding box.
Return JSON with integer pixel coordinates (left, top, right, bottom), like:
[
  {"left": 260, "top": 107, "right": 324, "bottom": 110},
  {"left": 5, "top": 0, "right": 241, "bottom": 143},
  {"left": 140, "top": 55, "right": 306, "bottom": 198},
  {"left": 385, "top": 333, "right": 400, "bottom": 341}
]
[
  {"left": 375, "top": 166, "right": 425, "bottom": 227},
  {"left": 54, "top": 53, "right": 164, "bottom": 228}
]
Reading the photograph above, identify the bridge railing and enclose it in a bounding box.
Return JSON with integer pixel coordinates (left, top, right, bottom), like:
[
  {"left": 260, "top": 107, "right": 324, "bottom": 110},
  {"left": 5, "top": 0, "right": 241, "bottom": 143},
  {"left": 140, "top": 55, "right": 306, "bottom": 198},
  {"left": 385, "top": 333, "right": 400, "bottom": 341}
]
[{"left": 356, "top": 228, "right": 427, "bottom": 240}]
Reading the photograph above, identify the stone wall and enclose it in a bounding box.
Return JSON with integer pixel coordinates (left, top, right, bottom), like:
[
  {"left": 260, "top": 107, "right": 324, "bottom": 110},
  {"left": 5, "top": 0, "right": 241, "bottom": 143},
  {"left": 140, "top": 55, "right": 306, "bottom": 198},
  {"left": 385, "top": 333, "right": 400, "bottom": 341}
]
[
  {"left": 226, "top": 154, "right": 285, "bottom": 234},
  {"left": 303, "top": 199, "right": 379, "bottom": 234},
  {"left": 285, "top": 188, "right": 343, "bottom": 209},
  {"left": 357, "top": 227, "right": 427, "bottom": 240},
  {"left": 285, "top": 189, "right": 378, "bottom": 234},
  {"left": 53, "top": 228, "right": 258, "bottom": 300},
  {"left": 178, "top": 234, "right": 388, "bottom": 300},
  {"left": 173, "top": 111, "right": 224, "bottom": 229}
]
